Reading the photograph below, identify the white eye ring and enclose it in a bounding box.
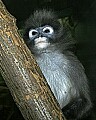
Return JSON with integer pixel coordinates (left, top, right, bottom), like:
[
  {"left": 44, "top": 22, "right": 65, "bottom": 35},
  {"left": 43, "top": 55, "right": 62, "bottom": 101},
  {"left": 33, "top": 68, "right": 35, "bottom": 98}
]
[
  {"left": 43, "top": 26, "right": 54, "bottom": 34},
  {"left": 29, "top": 29, "right": 38, "bottom": 39}
]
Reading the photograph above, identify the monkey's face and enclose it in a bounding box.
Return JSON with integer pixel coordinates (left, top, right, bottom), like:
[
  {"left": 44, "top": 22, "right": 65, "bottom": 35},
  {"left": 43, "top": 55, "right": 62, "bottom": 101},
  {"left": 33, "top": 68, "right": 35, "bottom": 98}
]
[
  {"left": 23, "top": 10, "right": 65, "bottom": 53},
  {"left": 28, "top": 25, "right": 54, "bottom": 50}
]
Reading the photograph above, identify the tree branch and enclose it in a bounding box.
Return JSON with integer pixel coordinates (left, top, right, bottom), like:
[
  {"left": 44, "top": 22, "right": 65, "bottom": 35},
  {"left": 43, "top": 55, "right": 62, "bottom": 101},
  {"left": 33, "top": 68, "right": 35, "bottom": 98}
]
[{"left": 0, "top": 0, "right": 66, "bottom": 120}]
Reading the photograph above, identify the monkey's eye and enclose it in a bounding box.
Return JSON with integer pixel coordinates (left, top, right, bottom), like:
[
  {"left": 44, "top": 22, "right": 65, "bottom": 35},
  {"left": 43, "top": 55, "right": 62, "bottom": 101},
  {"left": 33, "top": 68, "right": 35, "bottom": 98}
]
[
  {"left": 29, "top": 29, "right": 38, "bottom": 39},
  {"left": 43, "top": 26, "right": 54, "bottom": 34}
]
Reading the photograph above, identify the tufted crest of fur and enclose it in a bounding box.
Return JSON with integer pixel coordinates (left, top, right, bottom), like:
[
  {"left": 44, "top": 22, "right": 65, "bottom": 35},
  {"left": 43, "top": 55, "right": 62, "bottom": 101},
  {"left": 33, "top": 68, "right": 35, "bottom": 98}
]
[{"left": 24, "top": 9, "right": 61, "bottom": 30}]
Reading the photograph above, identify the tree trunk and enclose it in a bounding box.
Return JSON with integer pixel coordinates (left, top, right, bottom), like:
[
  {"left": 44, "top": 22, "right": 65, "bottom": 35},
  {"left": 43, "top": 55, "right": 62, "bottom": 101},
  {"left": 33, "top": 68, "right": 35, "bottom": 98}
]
[{"left": 0, "top": 0, "right": 66, "bottom": 120}]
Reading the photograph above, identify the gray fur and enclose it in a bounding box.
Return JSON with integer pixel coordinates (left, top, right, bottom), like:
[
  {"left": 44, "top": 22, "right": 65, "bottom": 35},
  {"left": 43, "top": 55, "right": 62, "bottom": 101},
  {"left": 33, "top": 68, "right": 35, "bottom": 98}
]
[
  {"left": 35, "top": 49, "right": 79, "bottom": 108},
  {"left": 34, "top": 46, "right": 90, "bottom": 108}
]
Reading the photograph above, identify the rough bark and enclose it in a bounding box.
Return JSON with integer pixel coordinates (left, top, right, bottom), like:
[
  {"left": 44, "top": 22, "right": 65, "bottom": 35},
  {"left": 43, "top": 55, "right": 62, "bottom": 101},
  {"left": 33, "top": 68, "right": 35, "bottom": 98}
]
[{"left": 0, "top": 0, "right": 66, "bottom": 120}]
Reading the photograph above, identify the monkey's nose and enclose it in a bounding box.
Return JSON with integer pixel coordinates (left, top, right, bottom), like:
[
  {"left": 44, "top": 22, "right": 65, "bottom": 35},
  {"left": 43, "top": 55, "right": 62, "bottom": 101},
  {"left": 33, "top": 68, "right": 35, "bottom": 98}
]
[{"left": 39, "top": 34, "right": 43, "bottom": 37}]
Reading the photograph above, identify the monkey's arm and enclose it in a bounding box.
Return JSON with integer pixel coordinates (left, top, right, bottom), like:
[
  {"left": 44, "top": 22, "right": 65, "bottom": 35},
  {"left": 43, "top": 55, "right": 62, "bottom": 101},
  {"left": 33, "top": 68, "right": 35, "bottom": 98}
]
[{"left": 61, "top": 51, "right": 92, "bottom": 119}]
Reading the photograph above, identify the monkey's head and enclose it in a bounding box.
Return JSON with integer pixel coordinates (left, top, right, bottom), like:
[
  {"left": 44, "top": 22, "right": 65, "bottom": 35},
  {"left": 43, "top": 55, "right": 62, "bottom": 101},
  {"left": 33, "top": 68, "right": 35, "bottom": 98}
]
[{"left": 23, "top": 10, "right": 70, "bottom": 54}]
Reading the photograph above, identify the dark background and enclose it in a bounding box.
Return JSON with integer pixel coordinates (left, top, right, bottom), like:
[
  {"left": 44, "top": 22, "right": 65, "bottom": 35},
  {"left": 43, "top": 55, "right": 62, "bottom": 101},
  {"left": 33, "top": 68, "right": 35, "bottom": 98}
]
[{"left": 0, "top": 0, "right": 96, "bottom": 120}]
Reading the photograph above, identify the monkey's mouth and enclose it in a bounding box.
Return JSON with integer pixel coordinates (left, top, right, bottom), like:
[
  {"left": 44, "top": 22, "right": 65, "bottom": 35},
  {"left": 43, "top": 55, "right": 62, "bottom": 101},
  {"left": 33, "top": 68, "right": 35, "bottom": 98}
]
[
  {"left": 35, "top": 41, "right": 47, "bottom": 44},
  {"left": 35, "top": 37, "right": 50, "bottom": 49},
  {"left": 35, "top": 37, "right": 47, "bottom": 43}
]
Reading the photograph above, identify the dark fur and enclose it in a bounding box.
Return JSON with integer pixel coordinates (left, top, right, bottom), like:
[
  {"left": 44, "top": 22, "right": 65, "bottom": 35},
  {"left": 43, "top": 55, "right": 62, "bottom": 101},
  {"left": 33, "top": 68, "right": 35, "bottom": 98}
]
[{"left": 23, "top": 10, "right": 92, "bottom": 120}]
